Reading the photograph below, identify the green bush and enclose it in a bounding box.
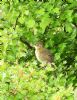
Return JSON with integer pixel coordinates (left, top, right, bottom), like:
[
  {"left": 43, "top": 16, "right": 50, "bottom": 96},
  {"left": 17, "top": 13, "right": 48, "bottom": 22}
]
[{"left": 0, "top": 0, "right": 77, "bottom": 99}]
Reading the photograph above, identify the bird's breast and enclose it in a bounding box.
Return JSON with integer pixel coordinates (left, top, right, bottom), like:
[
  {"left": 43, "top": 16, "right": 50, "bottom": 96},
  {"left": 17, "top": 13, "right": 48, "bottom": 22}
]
[
  {"left": 35, "top": 48, "right": 52, "bottom": 63},
  {"left": 35, "top": 49, "right": 42, "bottom": 62}
]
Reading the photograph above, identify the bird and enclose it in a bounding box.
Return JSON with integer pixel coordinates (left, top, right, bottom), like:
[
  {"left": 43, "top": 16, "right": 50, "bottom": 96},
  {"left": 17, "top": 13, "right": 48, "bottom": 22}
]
[{"left": 34, "top": 42, "right": 54, "bottom": 67}]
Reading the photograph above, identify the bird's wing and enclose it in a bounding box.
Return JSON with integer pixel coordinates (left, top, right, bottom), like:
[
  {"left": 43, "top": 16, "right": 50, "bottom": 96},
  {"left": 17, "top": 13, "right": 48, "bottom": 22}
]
[{"left": 40, "top": 48, "right": 52, "bottom": 61}]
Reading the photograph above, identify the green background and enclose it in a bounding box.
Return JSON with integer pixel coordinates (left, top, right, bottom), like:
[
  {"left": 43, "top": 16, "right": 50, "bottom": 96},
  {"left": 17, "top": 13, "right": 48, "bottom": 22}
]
[{"left": 0, "top": 0, "right": 77, "bottom": 99}]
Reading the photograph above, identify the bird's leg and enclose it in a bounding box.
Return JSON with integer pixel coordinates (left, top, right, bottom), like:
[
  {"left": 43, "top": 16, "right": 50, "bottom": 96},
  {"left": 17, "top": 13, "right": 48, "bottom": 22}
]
[{"left": 40, "top": 62, "right": 53, "bottom": 70}]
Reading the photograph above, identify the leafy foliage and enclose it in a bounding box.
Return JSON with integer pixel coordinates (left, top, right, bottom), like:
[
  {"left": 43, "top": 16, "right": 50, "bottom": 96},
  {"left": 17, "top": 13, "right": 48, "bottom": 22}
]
[{"left": 0, "top": 0, "right": 77, "bottom": 99}]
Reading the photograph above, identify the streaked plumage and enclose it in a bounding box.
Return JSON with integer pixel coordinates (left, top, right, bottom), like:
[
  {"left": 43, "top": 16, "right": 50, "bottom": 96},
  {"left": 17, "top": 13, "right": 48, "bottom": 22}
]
[{"left": 34, "top": 42, "right": 53, "bottom": 64}]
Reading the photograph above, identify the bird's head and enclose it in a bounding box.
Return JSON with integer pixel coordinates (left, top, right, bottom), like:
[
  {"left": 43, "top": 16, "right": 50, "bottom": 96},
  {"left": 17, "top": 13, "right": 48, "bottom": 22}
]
[{"left": 34, "top": 42, "right": 43, "bottom": 49}]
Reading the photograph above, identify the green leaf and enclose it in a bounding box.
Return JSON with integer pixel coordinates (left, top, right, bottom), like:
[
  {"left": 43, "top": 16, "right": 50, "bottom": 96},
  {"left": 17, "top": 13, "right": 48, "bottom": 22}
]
[
  {"left": 53, "top": 7, "right": 60, "bottom": 14},
  {"left": 36, "top": 8, "right": 45, "bottom": 16},
  {"left": 27, "top": 19, "right": 35, "bottom": 28},
  {"left": 59, "top": 43, "right": 66, "bottom": 53},
  {"left": 55, "top": 53, "right": 61, "bottom": 60},
  {"left": 65, "top": 23, "right": 73, "bottom": 33},
  {"left": 66, "top": 0, "right": 74, "bottom": 3},
  {"left": 18, "top": 16, "right": 25, "bottom": 24},
  {"left": 40, "top": 14, "right": 50, "bottom": 32}
]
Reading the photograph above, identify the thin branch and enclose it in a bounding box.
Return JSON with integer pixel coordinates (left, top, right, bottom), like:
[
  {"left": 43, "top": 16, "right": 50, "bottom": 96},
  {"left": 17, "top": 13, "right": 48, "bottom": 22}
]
[
  {"left": 20, "top": 36, "right": 34, "bottom": 49},
  {"left": 13, "top": 12, "right": 21, "bottom": 30}
]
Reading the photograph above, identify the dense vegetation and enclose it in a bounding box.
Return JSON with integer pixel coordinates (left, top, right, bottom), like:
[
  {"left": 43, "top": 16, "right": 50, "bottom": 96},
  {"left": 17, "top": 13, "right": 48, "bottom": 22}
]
[{"left": 0, "top": 0, "right": 77, "bottom": 99}]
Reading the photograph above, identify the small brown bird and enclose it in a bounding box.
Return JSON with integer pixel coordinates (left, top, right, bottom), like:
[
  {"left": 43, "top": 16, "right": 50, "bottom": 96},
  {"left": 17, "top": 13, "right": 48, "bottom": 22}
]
[{"left": 34, "top": 42, "right": 54, "bottom": 66}]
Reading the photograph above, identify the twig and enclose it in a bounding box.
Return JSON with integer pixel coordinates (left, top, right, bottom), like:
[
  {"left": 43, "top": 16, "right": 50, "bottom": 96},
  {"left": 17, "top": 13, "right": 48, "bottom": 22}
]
[
  {"left": 20, "top": 36, "right": 33, "bottom": 49},
  {"left": 13, "top": 12, "right": 21, "bottom": 30}
]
